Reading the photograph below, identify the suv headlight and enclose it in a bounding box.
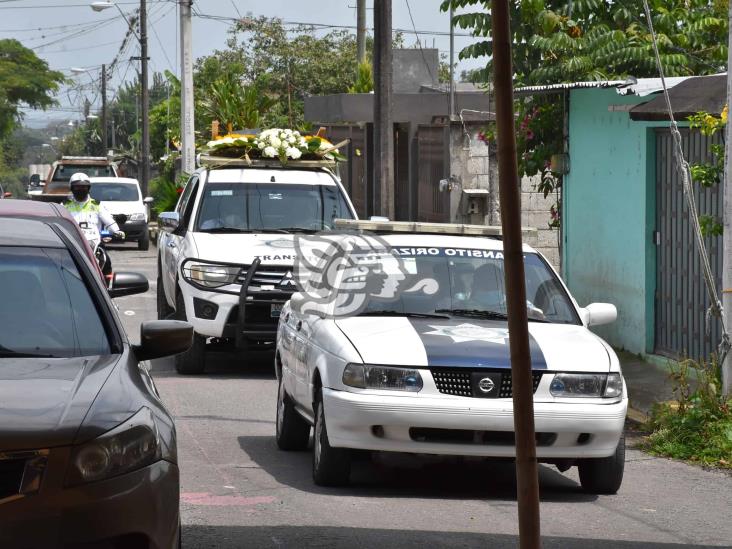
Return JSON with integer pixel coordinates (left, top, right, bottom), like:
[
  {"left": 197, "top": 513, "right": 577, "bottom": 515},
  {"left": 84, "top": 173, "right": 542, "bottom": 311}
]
[
  {"left": 549, "top": 373, "right": 623, "bottom": 398},
  {"left": 342, "top": 363, "right": 423, "bottom": 392},
  {"left": 67, "top": 407, "right": 169, "bottom": 486},
  {"left": 128, "top": 212, "right": 146, "bottom": 222},
  {"left": 182, "top": 261, "right": 240, "bottom": 288}
]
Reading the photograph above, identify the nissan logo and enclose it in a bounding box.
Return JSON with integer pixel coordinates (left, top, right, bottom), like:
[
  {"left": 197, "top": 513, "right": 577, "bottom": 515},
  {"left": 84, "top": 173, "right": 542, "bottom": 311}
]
[{"left": 478, "top": 377, "right": 495, "bottom": 393}]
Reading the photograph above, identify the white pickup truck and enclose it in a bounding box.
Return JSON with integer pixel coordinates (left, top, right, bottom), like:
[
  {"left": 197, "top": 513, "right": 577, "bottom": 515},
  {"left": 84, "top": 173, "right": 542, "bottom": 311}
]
[{"left": 156, "top": 159, "right": 357, "bottom": 374}]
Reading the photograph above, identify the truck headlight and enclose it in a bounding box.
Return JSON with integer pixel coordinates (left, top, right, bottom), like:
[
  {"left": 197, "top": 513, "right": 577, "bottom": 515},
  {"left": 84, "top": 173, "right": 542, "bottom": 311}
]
[
  {"left": 128, "top": 212, "right": 146, "bottom": 222},
  {"left": 67, "top": 408, "right": 168, "bottom": 486},
  {"left": 342, "top": 363, "right": 423, "bottom": 392},
  {"left": 182, "top": 261, "right": 240, "bottom": 288},
  {"left": 549, "top": 373, "right": 624, "bottom": 398}
]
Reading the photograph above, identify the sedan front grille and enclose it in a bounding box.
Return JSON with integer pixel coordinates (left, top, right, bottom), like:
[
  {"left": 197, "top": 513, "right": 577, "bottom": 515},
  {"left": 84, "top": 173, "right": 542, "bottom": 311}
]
[
  {"left": 431, "top": 369, "right": 543, "bottom": 398},
  {"left": 113, "top": 213, "right": 128, "bottom": 225}
]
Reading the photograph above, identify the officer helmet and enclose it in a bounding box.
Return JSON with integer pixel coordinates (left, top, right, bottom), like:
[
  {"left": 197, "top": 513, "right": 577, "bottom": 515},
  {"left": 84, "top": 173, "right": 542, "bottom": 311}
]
[{"left": 69, "top": 172, "right": 91, "bottom": 189}]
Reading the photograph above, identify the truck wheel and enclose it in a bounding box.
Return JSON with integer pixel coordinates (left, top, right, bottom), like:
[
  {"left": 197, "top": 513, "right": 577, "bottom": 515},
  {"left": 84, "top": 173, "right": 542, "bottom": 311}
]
[
  {"left": 276, "top": 375, "right": 311, "bottom": 451},
  {"left": 578, "top": 434, "right": 625, "bottom": 494},
  {"left": 156, "top": 263, "right": 174, "bottom": 320},
  {"left": 174, "top": 291, "right": 206, "bottom": 375},
  {"left": 312, "top": 388, "right": 350, "bottom": 486},
  {"left": 138, "top": 230, "right": 150, "bottom": 251}
]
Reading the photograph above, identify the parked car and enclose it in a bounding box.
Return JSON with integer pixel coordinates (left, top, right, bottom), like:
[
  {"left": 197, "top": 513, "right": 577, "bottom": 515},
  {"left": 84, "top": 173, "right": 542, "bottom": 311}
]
[
  {"left": 157, "top": 157, "right": 357, "bottom": 374},
  {"left": 90, "top": 176, "right": 153, "bottom": 250},
  {"left": 275, "top": 221, "right": 627, "bottom": 493},
  {"left": 0, "top": 214, "right": 192, "bottom": 549}
]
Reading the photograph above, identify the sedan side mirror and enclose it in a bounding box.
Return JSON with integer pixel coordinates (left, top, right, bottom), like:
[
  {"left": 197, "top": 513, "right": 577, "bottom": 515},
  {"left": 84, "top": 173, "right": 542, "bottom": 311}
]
[
  {"left": 581, "top": 303, "right": 617, "bottom": 326},
  {"left": 109, "top": 272, "right": 149, "bottom": 298},
  {"left": 159, "top": 211, "right": 180, "bottom": 233},
  {"left": 143, "top": 196, "right": 154, "bottom": 204},
  {"left": 134, "top": 320, "right": 192, "bottom": 361}
]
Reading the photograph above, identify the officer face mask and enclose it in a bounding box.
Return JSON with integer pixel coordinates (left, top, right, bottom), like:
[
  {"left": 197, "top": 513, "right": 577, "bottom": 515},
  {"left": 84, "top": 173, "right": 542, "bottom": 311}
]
[{"left": 71, "top": 187, "right": 89, "bottom": 201}]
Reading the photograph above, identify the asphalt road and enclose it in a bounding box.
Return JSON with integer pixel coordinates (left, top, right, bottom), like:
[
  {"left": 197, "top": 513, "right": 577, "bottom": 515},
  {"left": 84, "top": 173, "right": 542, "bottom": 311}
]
[{"left": 109, "top": 243, "right": 732, "bottom": 549}]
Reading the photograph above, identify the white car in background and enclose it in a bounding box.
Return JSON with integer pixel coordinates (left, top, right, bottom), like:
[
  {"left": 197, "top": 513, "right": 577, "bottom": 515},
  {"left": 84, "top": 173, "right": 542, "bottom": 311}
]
[
  {"left": 275, "top": 221, "right": 627, "bottom": 493},
  {"left": 90, "top": 177, "right": 153, "bottom": 250}
]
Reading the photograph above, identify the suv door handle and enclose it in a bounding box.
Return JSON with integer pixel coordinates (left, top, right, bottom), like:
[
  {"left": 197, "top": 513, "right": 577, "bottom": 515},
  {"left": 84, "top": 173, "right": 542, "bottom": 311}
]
[
  {"left": 167, "top": 241, "right": 177, "bottom": 248},
  {"left": 296, "top": 321, "right": 302, "bottom": 331}
]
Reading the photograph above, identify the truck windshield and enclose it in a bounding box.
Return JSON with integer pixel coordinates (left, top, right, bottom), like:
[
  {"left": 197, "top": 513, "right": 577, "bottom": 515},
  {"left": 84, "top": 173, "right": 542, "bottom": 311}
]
[
  {"left": 52, "top": 165, "right": 115, "bottom": 182},
  {"left": 195, "top": 182, "right": 354, "bottom": 232},
  {"left": 91, "top": 182, "right": 140, "bottom": 202}
]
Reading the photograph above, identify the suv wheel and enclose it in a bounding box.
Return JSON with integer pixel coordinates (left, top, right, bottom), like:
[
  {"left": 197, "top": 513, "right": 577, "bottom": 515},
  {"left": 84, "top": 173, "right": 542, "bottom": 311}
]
[
  {"left": 276, "top": 375, "right": 310, "bottom": 451},
  {"left": 138, "top": 230, "right": 150, "bottom": 251},
  {"left": 174, "top": 291, "right": 206, "bottom": 375},
  {"left": 156, "top": 262, "right": 174, "bottom": 320},
  {"left": 312, "top": 388, "right": 350, "bottom": 486},
  {"left": 578, "top": 434, "right": 625, "bottom": 494}
]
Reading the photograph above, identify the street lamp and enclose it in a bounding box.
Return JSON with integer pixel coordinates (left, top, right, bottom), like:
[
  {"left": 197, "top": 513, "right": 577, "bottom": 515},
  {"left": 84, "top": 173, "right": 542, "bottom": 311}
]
[{"left": 90, "top": 0, "right": 149, "bottom": 196}]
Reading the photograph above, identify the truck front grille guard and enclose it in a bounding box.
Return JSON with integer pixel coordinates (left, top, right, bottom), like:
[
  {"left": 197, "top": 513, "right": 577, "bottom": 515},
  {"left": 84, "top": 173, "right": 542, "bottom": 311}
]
[{"left": 236, "top": 257, "right": 261, "bottom": 348}]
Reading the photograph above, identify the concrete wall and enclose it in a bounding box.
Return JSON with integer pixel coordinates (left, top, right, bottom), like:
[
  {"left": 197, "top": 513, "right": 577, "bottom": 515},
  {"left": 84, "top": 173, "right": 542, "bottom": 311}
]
[
  {"left": 564, "top": 88, "right": 669, "bottom": 354},
  {"left": 521, "top": 174, "right": 561, "bottom": 268}
]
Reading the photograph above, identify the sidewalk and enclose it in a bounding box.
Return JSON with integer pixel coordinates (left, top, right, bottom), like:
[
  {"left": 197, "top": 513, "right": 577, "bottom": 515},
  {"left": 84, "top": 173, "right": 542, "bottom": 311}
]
[{"left": 618, "top": 351, "right": 685, "bottom": 422}]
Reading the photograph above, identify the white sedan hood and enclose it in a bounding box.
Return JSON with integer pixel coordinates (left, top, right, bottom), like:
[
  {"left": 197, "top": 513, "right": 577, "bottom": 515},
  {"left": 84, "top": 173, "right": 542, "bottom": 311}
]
[
  {"left": 99, "top": 200, "right": 144, "bottom": 216},
  {"left": 334, "top": 317, "right": 611, "bottom": 372}
]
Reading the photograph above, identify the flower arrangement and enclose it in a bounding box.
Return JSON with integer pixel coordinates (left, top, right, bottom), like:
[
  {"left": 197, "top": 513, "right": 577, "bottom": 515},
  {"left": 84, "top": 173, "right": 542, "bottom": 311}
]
[{"left": 204, "top": 128, "right": 345, "bottom": 164}]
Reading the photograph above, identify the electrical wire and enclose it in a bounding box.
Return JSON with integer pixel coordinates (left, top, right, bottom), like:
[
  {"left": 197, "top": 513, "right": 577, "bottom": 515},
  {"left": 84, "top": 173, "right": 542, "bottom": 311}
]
[{"left": 405, "top": 0, "right": 436, "bottom": 83}]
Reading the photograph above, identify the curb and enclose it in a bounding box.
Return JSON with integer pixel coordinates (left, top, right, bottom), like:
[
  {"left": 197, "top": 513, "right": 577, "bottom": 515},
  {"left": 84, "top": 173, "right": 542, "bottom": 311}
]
[{"left": 626, "top": 406, "right": 649, "bottom": 427}]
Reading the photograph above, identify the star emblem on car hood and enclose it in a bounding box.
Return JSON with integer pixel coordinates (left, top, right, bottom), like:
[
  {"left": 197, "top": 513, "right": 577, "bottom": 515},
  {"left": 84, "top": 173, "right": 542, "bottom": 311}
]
[{"left": 424, "top": 323, "right": 509, "bottom": 344}]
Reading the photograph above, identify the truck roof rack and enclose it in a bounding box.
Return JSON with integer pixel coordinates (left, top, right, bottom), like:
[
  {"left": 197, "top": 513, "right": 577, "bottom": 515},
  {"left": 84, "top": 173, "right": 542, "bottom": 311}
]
[
  {"left": 333, "top": 218, "right": 539, "bottom": 239},
  {"left": 198, "top": 154, "right": 336, "bottom": 170}
]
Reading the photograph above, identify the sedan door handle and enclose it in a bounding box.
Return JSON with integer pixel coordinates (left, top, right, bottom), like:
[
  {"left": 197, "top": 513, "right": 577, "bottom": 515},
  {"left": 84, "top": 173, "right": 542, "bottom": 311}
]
[{"left": 167, "top": 241, "right": 177, "bottom": 248}]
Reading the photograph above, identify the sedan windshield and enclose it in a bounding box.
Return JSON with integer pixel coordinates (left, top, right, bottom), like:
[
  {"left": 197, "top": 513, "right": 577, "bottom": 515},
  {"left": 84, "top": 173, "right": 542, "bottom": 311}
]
[
  {"left": 0, "top": 247, "right": 110, "bottom": 358},
  {"left": 91, "top": 182, "right": 140, "bottom": 202},
  {"left": 347, "top": 248, "right": 579, "bottom": 325},
  {"left": 195, "top": 182, "right": 354, "bottom": 232}
]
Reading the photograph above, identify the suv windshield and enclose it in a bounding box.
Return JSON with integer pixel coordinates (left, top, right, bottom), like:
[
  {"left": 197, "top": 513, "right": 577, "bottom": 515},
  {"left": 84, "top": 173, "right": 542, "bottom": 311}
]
[
  {"left": 338, "top": 247, "right": 579, "bottom": 325},
  {"left": 91, "top": 182, "right": 140, "bottom": 202},
  {"left": 0, "top": 247, "right": 110, "bottom": 358},
  {"left": 52, "top": 164, "right": 115, "bottom": 182},
  {"left": 195, "top": 182, "right": 354, "bottom": 232}
]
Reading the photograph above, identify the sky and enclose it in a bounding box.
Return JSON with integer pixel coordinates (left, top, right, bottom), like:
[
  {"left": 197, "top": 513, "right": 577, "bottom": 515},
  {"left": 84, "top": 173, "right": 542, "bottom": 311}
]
[{"left": 3, "top": 0, "right": 485, "bottom": 128}]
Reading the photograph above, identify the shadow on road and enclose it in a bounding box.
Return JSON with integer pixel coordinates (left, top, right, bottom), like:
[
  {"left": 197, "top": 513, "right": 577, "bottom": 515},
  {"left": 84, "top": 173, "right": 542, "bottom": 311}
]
[
  {"left": 182, "top": 525, "right": 722, "bottom": 549},
  {"left": 152, "top": 349, "right": 277, "bottom": 380},
  {"left": 237, "top": 434, "right": 597, "bottom": 503}
]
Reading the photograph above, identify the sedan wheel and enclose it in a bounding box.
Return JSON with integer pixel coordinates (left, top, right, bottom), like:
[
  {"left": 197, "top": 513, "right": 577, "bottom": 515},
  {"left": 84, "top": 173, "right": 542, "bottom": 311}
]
[
  {"left": 578, "top": 434, "right": 625, "bottom": 494},
  {"left": 275, "top": 375, "right": 310, "bottom": 450},
  {"left": 312, "top": 388, "right": 351, "bottom": 486}
]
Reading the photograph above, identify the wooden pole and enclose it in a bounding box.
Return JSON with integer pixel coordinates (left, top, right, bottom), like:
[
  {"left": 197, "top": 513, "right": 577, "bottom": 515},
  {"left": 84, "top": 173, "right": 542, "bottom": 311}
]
[{"left": 490, "top": 0, "right": 542, "bottom": 546}]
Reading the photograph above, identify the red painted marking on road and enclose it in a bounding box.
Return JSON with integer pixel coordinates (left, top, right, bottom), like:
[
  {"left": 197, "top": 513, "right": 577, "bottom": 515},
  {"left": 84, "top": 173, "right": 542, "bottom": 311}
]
[{"left": 180, "top": 492, "right": 276, "bottom": 507}]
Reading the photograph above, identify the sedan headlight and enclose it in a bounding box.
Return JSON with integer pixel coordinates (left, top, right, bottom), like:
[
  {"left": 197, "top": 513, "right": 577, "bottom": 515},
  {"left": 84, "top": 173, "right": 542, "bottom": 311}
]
[
  {"left": 182, "top": 261, "right": 240, "bottom": 288},
  {"left": 549, "top": 373, "right": 623, "bottom": 398},
  {"left": 67, "top": 408, "right": 164, "bottom": 486},
  {"left": 128, "top": 212, "right": 146, "bottom": 222},
  {"left": 342, "top": 363, "right": 423, "bottom": 392}
]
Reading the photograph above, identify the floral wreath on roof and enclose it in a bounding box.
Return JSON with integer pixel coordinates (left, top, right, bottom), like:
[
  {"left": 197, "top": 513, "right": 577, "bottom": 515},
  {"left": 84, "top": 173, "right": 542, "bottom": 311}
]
[{"left": 204, "top": 128, "right": 345, "bottom": 164}]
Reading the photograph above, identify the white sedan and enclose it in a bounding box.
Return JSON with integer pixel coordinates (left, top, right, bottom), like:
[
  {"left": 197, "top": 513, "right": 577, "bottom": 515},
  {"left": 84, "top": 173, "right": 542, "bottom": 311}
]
[{"left": 275, "top": 225, "right": 627, "bottom": 493}]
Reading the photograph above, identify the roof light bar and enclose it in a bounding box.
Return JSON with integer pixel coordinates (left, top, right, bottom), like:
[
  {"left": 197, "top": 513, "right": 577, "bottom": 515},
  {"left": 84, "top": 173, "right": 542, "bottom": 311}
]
[{"left": 334, "top": 218, "right": 538, "bottom": 238}]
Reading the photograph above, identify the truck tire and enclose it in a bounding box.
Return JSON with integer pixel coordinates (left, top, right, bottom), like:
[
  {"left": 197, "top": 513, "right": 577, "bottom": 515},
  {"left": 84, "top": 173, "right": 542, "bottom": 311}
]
[
  {"left": 276, "top": 375, "right": 311, "bottom": 451},
  {"left": 138, "top": 230, "right": 150, "bottom": 251},
  {"left": 578, "top": 434, "right": 625, "bottom": 494},
  {"left": 174, "top": 291, "right": 206, "bottom": 375},
  {"left": 312, "top": 388, "right": 351, "bottom": 486}
]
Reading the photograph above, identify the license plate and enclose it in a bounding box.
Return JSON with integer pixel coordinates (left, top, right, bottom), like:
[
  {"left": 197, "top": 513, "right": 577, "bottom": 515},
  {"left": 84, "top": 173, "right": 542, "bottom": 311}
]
[{"left": 270, "top": 304, "right": 283, "bottom": 318}]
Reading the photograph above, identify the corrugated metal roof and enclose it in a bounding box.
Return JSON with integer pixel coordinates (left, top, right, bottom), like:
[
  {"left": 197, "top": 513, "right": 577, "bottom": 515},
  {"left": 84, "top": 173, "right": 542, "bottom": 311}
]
[{"left": 515, "top": 77, "right": 692, "bottom": 97}]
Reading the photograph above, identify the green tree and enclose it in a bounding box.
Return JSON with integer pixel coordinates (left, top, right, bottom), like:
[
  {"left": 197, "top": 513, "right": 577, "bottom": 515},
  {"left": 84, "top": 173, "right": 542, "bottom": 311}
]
[{"left": 0, "top": 39, "right": 65, "bottom": 139}]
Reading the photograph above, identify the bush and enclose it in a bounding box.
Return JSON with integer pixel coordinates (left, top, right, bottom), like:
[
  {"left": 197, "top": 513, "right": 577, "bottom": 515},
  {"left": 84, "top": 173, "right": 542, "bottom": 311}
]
[{"left": 643, "top": 358, "right": 732, "bottom": 468}]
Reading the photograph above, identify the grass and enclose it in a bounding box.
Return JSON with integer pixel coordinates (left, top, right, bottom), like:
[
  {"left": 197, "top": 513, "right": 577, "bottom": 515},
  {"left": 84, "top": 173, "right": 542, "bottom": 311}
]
[{"left": 641, "top": 358, "right": 732, "bottom": 468}]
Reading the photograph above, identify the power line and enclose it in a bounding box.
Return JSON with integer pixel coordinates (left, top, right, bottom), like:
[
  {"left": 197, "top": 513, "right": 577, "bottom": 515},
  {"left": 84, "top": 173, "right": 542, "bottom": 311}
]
[{"left": 404, "top": 0, "right": 435, "bottom": 82}]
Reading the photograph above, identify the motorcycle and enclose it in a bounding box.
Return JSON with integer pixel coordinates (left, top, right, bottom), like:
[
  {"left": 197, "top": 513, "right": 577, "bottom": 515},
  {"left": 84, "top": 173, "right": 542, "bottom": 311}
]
[{"left": 78, "top": 223, "right": 118, "bottom": 282}]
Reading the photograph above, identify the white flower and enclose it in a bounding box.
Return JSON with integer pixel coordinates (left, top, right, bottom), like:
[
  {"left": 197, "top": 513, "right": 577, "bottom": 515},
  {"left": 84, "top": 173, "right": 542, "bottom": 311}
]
[
  {"left": 258, "top": 141, "right": 265, "bottom": 149},
  {"left": 270, "top": 137, "right": 282, "bottom": 148},
  {"left": 263, "top": 146, "right": 277, "bottom": 158},
  {"left": 286, "top": 147, "right": 302, "bottom": 159},
  {"left": 287, "top": 136, "right": 296, "bottom": 144},
  {"left": 298, "top": 138, "right": 307, "bottom": 148}
]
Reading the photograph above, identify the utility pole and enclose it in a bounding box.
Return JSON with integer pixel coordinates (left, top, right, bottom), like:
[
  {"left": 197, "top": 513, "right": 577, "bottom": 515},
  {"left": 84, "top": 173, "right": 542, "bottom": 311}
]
[
  {"left": 101, "top": 64, "right": 107, "bottom": 154},
  {"left": 373, "top": 0, "right": 394, "bottom": 219},
  {"left": 140, "top": 0, "right": 150, "bottom": 197},
  {"left": 491, "top": 0, "right": 541, "bottom": 547},
  {"left": 722, "top": 0, "right": 732, "bottom": 398},
  {"left": 180, "top": 0, "right": 195, "bottom": 175},
  {"left": 449, "top": 2, "right": 455, "bottom": 119},
  {"left": 357, "top": 0, "right": 367, "bottom": 63}
]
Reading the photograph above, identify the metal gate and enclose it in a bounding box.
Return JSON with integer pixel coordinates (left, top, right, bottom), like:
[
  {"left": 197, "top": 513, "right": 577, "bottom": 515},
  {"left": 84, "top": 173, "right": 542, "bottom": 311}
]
[
  {"left": 416, "top": 125, "right": 450, "bottom": 223},
  {"left": 655, "top": 128, "right": 723, "bottom": 360}
]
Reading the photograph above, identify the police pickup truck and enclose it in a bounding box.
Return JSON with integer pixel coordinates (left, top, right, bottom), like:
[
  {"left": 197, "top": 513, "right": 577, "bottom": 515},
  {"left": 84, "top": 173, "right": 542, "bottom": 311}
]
[{"left": 156, "top": 156, "right": 357, "bottom": 374}]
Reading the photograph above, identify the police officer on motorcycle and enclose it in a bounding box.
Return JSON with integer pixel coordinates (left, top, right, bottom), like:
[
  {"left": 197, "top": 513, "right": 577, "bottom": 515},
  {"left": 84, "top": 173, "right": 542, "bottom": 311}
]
[{"left": 65, "top": 172, "right": 125, "bottom": 242}]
